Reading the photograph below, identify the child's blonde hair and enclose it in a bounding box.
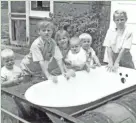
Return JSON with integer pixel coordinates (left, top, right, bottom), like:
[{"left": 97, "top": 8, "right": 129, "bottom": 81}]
[
  {"left": 113, "top": 10, "right": 128, "bottom": 21},
  {"left": 37, "top": 20, "right": 55, "bottom": 31},
  {"left": 70, "top": 37, "right": 80, "bottom": 45},
  {"left": 1, "top": 49, "right": 15, "bottom": 60},
  {"left": 79, "top": 33, "right": 92, "bottom": 42},
  {"left": 55, "top": 30, "right": 70, "bottom": 42}
]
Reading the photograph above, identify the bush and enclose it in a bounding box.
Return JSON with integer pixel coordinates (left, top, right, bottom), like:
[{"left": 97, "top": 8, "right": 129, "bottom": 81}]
[{"left": 49, "top": 1, "right": 110, "bottom": 62}]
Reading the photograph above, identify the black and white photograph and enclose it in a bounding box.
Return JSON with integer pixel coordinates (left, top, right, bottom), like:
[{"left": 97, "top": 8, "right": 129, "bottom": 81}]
[{"left": 1, "top": 1, "right": 136, "bottom": 123}]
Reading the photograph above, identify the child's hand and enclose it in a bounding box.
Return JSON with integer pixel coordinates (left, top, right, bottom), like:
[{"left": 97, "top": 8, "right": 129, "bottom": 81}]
[
  {"left": 84, "top": 64, "right": 90, "bottom": 72},
  {"left": 97, "top": 62, "right": 101, "bottom": 67},
  {"left": 64, "top": 69, "right": 76, "bottom": 80},
  {"left": 68, "top": 69, "right": 76, "bottom": 77},
  {"left": 49, "top": 75, "right": 58, "bottom": 83},
  {"left": 106, "top": 63, "right": 113, "bottom": 72},
  {"left": 90, "top": 65, "right": 96, "bottom": 69},
  {"left": 13, "top": 77, "right": 22, "bottom": 85},
  {"left": 63, "top": 72, "right": 71, "bottom": 80},
  {"left": 86, "top": 67, "right": 90, "bottom": 72},
  {"left": 112, "top": 63, "right": 119, "bottom": 72},
  {"left": 65, "top": 59, "right": 72, "bottom": 66},
  {"left": 63, "top": 73, "right": 70, "bottom": 80}
]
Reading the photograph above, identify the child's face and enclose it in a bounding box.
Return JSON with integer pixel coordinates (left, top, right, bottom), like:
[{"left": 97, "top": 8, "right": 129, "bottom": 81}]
[
  {"left": 81, "top": 38, "right": 92, "bottom": 51},
  {"left": 70, "top": 40, "right": 81, "bottom": 54},
  {"left": 3, "top": 56, "right": 15, "bottom": 69},
  {"left": 114, "top": 15, "right": 127, "bottom": 29},
  {"left": 58, "top": 35, "right": 69, "bottom": 49},
  {"left": 39, "top": 26, "right": 53, "bottom": 40}
]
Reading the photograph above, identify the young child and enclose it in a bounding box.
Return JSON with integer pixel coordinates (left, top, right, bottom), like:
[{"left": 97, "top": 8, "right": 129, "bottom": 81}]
[
  {"left": 55, "top": 29, "right": 70, "bottom": 58},
  {"left": 79, "top": 33, "right": 101, "bottom": 69},
  {"left": 65, "top": 37, "right": 89, "bottom": 71},
  {"left": 20, "top": 20, "right": 69, "bottom": 83},
  {"left": 1, "top": 49, "right": 23, "bottom": 87},
  {"left": 49, "top": 29, "right": 76, "bottom": 77},
  {"left": 103, "top": 10, "right": 135, "bottom": 72}
]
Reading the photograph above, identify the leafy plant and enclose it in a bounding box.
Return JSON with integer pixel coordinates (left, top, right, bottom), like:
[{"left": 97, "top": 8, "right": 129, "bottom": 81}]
[{"left": 49, "top": 1, "right": 110, "bottom": 62}]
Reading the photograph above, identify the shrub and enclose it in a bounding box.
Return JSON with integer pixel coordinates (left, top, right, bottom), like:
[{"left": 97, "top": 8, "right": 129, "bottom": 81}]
[{"left": 49, "top": 1, "right": 110, "bottom": 62}]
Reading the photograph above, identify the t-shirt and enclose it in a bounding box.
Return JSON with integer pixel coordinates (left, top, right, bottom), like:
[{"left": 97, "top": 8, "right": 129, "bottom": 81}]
[
  {"left": 1, "top": 65, "right": 22, "bottom": 83},
  {"left": 20, "top": 37, "right": 63, "bottom": 75},
  {"left": 103, "top": 26, "right": 133, "bottom": 53},
  {"left": 67, "top": 47, "right": 87, "bottom": 67}
]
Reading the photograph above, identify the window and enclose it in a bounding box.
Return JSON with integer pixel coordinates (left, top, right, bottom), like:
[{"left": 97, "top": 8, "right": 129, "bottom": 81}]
[
  {"left": 11, "top": 20, "right": 26, "bottom": 42},
  {"left": 30, "top": 1, "right": 53, "bottom": 18},
  {"left": 31, "top": 1, "right": 50, "bottom": 11},
  {"left": 11, "top": 1, "right": 26, "bottom": 13}
]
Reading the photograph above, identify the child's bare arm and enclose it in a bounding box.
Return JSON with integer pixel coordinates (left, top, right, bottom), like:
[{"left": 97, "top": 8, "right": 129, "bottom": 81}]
[
  {"left": 64, "top": 58, "right": 72, "bottom": 66},
  {"left": 106, "top": 47, "right": 114, "bottom": 72},
  {"left": 114, "top": 48, "right": 126, "bottom": 65},
  {"left": 57, "top": 59, "right": 66, "bottom": 75},
  {"left": 39, "top": 60, "right": 58, "bottom": 83},
  {"left": 39, "top": 60, "right": 51, "bottom": 79},
  {"left": 84, "top": 63, "right": 90, "bottom": 72},
  {"left": 107, "top": 47, "right": 113, "bottom": 65},
  {"left": 1, "top": 78, "right": 20, "bottom": 88},
  {"left": 72, "top": 64, "right": 84, "bottom": 71},
  {"left": 112, "top": 48, "right": 126, "bottom": 72},
  {"left": 93, "top": 55, "right": 101, "bottom": 66}
]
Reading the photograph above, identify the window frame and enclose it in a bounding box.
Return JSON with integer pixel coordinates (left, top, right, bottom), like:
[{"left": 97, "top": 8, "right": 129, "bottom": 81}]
[{"left": 29, "top": 1, "right": 54, "bottom": 18}]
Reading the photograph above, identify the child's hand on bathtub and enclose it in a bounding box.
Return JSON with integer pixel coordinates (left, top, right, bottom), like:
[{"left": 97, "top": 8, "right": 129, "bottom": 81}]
[
  {"left": 49, "top": 75, "right": 58, "bottom": 83},
  {"left": 112, "top": 62, "right": 119, "bottom": 72},
  {"left": 64, "top": 69, "right": 76, "bottom": 80}
]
